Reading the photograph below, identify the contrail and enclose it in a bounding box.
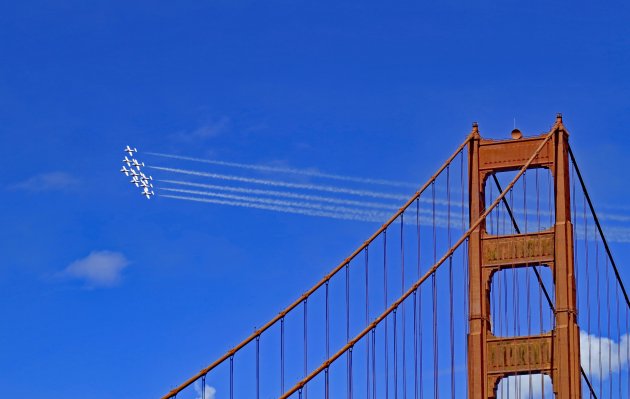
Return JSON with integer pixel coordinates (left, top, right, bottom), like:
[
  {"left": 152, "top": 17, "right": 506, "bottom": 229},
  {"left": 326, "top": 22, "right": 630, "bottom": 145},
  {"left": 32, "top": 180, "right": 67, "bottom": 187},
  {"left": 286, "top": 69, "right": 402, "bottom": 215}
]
[
  {"left": 150, "top": 165, "right": 460, "bottom": 207},
  {"left": 159, "top": 194, "right": 387, "bottom": 223},
  {"left": 160, "top": 183, "right": 459, "bottom": 219},
  {"left": 146, "top": 152, "right": 418, "bottom": 188},
  {"left": 159, "top": 193, "right": 630, "bottom": 242},
  {"left": 159, "top": 191, "right": 452, "bottom": 227},
  {"left": 595, "top": 212, "right": 630, "bottom": 223},
  {"left": 159, "top": 179, "right": 400, "bottom": 211},
  {"left": 150, "top": 168, "right": 630, "bottom": 233},
  {"left": 148, "top": 157, "right": 630, "bottom": 224},
  {"left": 161, "top": 187, "right": 394, "bottom": 219},
  {"left": 149, "top": 165, "right": 410, "bottom": 200}
]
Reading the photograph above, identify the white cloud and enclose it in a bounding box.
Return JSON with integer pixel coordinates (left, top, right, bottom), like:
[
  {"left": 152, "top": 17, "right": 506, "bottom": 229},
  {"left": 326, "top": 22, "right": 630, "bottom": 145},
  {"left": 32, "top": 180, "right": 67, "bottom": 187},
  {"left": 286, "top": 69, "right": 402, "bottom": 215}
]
[
  {"left": 173, "top": 118, "right": 230, "bottom": 142},
  {"left": 62, "top": 251, "right": 130, "bottom": 287},
  {"left": 10, "top": 171, "right": 79, "bottom": 192},
  {"left": 494, "top": 331, "right": 630, "bottom": 397},
  {"left": 194, "top": 381, "right": 216, "bottom": 399},
  {"left": 496, "top": 374, "right": 553, "bottom": 398},
  {"left": 580, "top": 331, "right": 630, "bottom": 380}
]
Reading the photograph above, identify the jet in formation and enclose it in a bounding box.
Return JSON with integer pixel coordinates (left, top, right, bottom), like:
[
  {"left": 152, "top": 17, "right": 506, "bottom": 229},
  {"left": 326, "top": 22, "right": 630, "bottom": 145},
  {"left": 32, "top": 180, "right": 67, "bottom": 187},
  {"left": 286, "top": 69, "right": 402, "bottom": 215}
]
[
  {"left": 131, "top": 159, "right": 144, "bottom": 170},
  {"left": 142, "top": 186, "right": 155, "bottom": 199},
  {"left": 124, "top": 145, "right": 138, "bottom": 156}
]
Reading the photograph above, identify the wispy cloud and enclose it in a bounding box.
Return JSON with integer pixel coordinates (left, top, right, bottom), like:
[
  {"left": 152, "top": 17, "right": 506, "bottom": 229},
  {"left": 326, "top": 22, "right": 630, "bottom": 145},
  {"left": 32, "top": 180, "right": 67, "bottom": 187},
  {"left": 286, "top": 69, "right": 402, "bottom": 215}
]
[
  {"left": 61, "top": 251, "right": 130, "bottom": 288},
  {"left": 194, "top": 381, "right": 216, "bottom": 399},
  {"left": 172, "top": 118, "right": 230, "bottom": 142},
  {"left": 581, "top": 331, "right": 630, "bottom": 379},
  {"left": 10, "top": 171, "right": 80, "bottom": 192}
]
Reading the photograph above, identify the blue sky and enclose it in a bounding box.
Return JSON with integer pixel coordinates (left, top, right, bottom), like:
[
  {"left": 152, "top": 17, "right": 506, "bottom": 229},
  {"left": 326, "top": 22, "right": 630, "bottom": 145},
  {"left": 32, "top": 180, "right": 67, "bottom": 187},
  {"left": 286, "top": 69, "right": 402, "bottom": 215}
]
[{"left": 1, "top": 1, "right": 630, "bottom": 398}]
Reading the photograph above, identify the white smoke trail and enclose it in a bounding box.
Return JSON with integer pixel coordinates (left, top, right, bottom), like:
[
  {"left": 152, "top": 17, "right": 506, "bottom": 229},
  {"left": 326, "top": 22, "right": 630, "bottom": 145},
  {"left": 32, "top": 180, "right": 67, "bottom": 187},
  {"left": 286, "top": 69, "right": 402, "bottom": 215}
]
[
  {"left": 159, "top": 179, "right": 465, "bottom": 217},
  {"left": 158, "top": 191, "right": 630, "bottom": 242},
  {"left": 146, "top": 152, "right": 418, "bottom": 188},
  {"left": 161, "top": 187, "right": 393, "bottom": 218},
  {"left": 605, "top": 227, "right": 630, "bottom": 243},
  {"left": 160, "top": 192, "right": 459, "bottom": 231},
  {"left": 148, "top": 158, "right": 630, "bottom": 224},
  {"left": 573, "top": 226, "right": 630, "bottom": 244},
  {"left": 149, "top": 165, "right": 409, "bottom": 200},
  {"left": 148, "top": 152, "right": 630, "bottom": 223},
  {"left": 159, "top": 179, "right": 400, "bottom": 211},
  {"left": 159, "top": 194, "right": 387, "bottom": 223},
  {"left": 149, "top": 170, "right": 630, "bottom": 243},
  {"left": 160, "top": 187, "right": 453, "bottom": 227},
  {"left": 149, "top": 165, "right": 462, "bottom": 208},
  {"left": 596, "top": 212, "right": 630, "bottom": 223}
]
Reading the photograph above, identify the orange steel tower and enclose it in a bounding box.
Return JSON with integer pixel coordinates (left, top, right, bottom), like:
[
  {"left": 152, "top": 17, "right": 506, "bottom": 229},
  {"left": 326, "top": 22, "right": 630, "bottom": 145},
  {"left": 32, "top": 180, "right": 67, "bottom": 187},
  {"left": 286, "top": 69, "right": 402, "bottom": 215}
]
[{"left": 467, "top": 115, "right": 582, "bottom": 398}]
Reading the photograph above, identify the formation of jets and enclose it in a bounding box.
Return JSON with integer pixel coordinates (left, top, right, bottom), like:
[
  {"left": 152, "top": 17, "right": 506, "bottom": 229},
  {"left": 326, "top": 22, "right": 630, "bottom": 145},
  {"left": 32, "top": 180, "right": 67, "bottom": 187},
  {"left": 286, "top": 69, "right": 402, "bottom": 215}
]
[{"left": 120, "top": 146, "right": 154, "bottom": 199}]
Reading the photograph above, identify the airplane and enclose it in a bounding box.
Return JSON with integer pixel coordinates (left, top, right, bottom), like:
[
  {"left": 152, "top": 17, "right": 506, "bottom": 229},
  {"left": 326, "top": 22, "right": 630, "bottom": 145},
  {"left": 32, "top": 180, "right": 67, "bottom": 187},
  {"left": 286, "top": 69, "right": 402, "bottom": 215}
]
[
  {"left": 139, "top": 172, "right": 153, "bottom": 182},
  {"left": 131, "top": 159, "right": 145, "bottom": 170},
  {"left": 130, "top": 176, "right": 141, "bottom": 187},
  {"left": 140, "top": 180, "right": 153, "bottom": 189},
  {"left": 120, "top": 166, "right": 130, "bottom": 176},
  {"left": 123, "top": 156, "right": 133, "bottom": 166},
  {"left": 124, "top": 145, "right": 138, "bottom": 156},
  {"left": 141, "top": 187, "right": 155, "bottom": 199},
  {"left": 128, "top": 169, "right": 139, "bottom": 177}
]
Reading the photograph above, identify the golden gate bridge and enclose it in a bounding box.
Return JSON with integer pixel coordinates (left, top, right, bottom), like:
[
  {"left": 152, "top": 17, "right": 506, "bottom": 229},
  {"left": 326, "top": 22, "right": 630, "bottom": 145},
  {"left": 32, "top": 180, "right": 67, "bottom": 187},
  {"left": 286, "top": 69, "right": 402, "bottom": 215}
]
[{"left": 157, "top": 115, "right": 629, "bottom": 399}]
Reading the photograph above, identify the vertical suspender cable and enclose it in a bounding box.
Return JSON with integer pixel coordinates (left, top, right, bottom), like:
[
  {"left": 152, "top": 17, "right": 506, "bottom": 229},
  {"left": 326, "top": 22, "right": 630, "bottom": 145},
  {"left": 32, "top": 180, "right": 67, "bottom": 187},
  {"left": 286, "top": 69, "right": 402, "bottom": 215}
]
[
  {"left": 448, "top": 165, "right": 455, "bottom": 399},
  {"left": 417, "top": 198, "right": 424, "bottom": 399},
  {"left": 346, "top": 263, "right": 351, "bottom": 398},
  {"left": 413, "top": 289, "right": 418, "bottom": 399},
  {"left": 304, "top": 298, "right": 308, "bottom": 399},
  {"left": 415, "top": 198, "right": 420, "bottom": 399},
  {"left": 606, "top": 255, "right": 612, "bottom": 396},
  {"left": 585, "top": 192, "right": 593, "bottom": 396},
  {"left": 385, "top": 230, "right": 389, "bottom": 399},
  {"left": 596, "top": 227, "right": 602, "bottom": 397},
  {"left": 281, "top": 317, "right": 285, "bottom": 395},
  {"left": 372, "top": 328, "right": 377, "bottom": 399},
  {"left": 346, "top": 263, "right": 350, "bottom": 343},
  {"left": 256, "top": 335, "right": 260, "bottom": 399},
  {"left": 432, "top": 182, "right": 438, "bottom": 399},
  {"left": 626, "top": 305, "right": 629, "bottom": 398},
  {"left": 537, "top": 168, "right": 545, "bottom": 399},
  {"left": 394, "top": 307, "right": 399, "bottom": 399},
  {"left": 366, "top": 248, "right": 370, "bottom": 399},
  {"left": 572, "top": 163, "right": 579, "bottom": 319},
  {"left": 401, "top": 215, "right": 407, "bottom": 399},
  {"left": 349, "top": 347, "right": 354, "bottom": 399},
  {"left": 525, "top": 171, "right": 534, "bottom": 398},
  {"left": 461, "top": 150, "right": 468, "bottom": 394},
  {"left": 230, "top": 355, "right": 234, "bottom": 399},
  {"left": 611, "top": 284, "right": 630, "bottom": 397},
  {"left": 325, "top": 280, "right": 330, "bottom": 399},
  {"left": 548, "top": 167, "right": 554, "bottom": 331},
  {"left": 510, "top": 187, "right": 516, "bottom": 335}
]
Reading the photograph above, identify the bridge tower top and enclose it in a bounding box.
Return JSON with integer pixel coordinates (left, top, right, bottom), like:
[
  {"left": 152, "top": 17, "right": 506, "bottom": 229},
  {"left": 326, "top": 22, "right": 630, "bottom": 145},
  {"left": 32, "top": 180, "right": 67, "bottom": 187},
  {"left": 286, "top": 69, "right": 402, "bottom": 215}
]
[{"left": 467, "top": 115, "right": 581, "bottom": 398}]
